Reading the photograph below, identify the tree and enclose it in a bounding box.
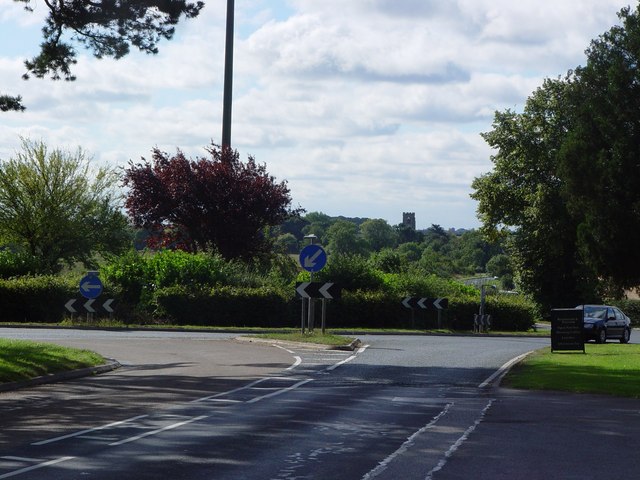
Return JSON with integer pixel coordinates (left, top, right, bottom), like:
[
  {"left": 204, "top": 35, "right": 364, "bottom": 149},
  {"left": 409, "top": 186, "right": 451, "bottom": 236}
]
[
  {"left": 0, "top": 95, "right": 25, "bottom": 112},
  {"left": 360, "top": 218, "right": 398, "bottom": 252},
  {"left": 301, "top": 212, "right": 333, "bottom": 245},
  {"left": 0, "top": 138, "right": 130, "bottom": 272},
  {"left": 423, "top": 224, "right": 451, "bottom": 253},
  {"left": 471, "top": 77, "right": 601, "bottom": 311},
  {"left": 325, "top": 220, "right": 366, "bottom": 256},
  {"left": 5, "top": 0, "right": 204, "bottom": 111},
  {"left": 123, "top": 144, "right": 301, "bottom": 259},
  {"left": 473, "top": 5, "right": 640, "bottom": 310},
  {"left": 559, "top": 5, "right": 640, "bottom": 290}
]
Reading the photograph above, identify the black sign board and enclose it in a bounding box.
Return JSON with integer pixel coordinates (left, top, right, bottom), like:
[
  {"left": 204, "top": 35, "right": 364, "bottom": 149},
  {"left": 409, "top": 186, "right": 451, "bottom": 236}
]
[
  {"left": 295, "top": 282, "right": 341, "bottom": 300},
  {"left": 551, "top": 308, "right": 585, "bottom": 353}
]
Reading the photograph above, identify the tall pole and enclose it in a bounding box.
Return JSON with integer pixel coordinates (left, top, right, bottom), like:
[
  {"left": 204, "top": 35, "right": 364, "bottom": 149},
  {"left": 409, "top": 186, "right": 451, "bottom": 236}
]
[{"left": 222, "top": 0, "right": 234, "bottom": 148}]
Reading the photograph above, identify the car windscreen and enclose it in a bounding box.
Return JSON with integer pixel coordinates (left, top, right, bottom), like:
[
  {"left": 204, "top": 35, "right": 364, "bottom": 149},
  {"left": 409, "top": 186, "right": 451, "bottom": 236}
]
[{"left": 584, "top": 306, "right": 607, "bottom": 319}]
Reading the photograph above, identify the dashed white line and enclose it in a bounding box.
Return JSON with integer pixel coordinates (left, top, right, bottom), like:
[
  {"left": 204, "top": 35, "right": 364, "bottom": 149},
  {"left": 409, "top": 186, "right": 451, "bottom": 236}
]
[
  {"left": 0, "top": 457, "right": 43, "bottom": 463},
  {"left": 424, "top": 399, "right": 494, "bottom": 480},
  {"left": 31, "top": 415, "right": 149, "bottom": 446},
  {"left": 109, "top": 415, "right": 209, "bottom": 446},
  {"left": 190, "top": 377, "right": 268, "bottom": 403},
  {"left": 0, "top": 456, "right": 75, "bottom": 479},
  {"left": 362, "top": 403, "right": 454, "bottom": 479},
  {"left": 246, "top": 379, "right": 313, "bottom": 404}
]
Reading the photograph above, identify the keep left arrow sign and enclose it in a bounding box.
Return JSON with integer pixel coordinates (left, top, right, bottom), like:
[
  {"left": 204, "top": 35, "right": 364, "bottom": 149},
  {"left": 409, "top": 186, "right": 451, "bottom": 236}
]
[
  {"left": 296, "top": 282, "right": 312, "bottom": 298},
  {"left": 65, "top": 299, "right": 76, "bottom": 313}
]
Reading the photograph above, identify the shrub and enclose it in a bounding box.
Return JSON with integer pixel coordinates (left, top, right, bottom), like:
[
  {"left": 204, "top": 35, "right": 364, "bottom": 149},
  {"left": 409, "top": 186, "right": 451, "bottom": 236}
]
[
  {"left": 0, "top": 249, "right": 44, "bottom": 278},
  {"left": 153, "top": 284, "right": 293, "bottom": 327},
  {"left": 313, "top": 254, "right": 384, "bottom": 291},
  {"left": 0, "top": 275, "right": 76, "bottom": 323}
]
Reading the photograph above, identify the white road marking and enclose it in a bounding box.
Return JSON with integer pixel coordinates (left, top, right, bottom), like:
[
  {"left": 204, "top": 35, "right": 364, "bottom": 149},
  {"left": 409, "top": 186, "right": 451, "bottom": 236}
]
[
  {"left": 286, "top": 356, "right": 302, "bottom": 370},
  {"left": 424, "top": 399, "right": 494, "bottom": 480},
  {"left": 109, "top": 415, "right": 209, "bottom": 447},
  {"left": 31, "top": 415, "right": 149, "bottom": 446},
  {"left": 190, "top": 377, "right": 268, "bottom": 403},
  {"left": 246, "top": 379, "right": 313, "bottom": 404},
  {"left": 325, "top": 345, "right": 369, "bottom": 371},
  {"left": 362, "top": 403, "right": 454, "bottom": 479},
  {"left": 0, "top": 456, "right": 75, "bottom": 479},
  {"left": 0, "top": 457, "right": 43, "bottom": 463},
  {"left": 478, "top": 351, "right": 534, "bottom": 388}
]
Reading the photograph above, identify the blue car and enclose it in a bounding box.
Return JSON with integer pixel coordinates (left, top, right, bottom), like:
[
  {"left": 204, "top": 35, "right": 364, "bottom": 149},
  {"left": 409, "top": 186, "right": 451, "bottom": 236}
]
[{"left": 578, "top": 305, "right": 632, "bottom": 344}]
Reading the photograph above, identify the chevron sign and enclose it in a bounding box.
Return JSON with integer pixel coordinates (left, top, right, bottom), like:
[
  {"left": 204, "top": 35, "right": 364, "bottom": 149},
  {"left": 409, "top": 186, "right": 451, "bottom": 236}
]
[
  {"left": 295, "top": 282, "right": 341, "bottom": 300},
  {"left": 65, "top": 298, "right": 115, "bottom": 314},
  {"left": 402, "top": 297, "right": 448, "bottom": 310}
]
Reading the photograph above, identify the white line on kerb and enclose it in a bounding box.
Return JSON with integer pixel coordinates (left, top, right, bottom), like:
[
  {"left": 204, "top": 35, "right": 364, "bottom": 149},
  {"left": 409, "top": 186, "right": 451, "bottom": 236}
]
[
  {"left": 0, "top": 456, "right": 75, "bottom": 479},
  {"left": 286, "top": 356, "right": 302, "bottom": 370},
  {"left": 478, "top": 351, "right": 534, "bottom": 388},
  {"left": 31, "top": 415, "right": 149, "bottom": 446},
  {"left": 325, "top": 345, "right": 369, "bottom": 371}
]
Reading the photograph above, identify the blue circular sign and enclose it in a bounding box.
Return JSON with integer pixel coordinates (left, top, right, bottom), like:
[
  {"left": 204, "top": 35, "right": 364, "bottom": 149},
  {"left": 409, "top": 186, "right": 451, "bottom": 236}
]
[
  {"left": 79, "top": 273, "right": 103, "bottom": 299},
  {"left": 299, "top": 244, "right": 327, "bottom": 273}
]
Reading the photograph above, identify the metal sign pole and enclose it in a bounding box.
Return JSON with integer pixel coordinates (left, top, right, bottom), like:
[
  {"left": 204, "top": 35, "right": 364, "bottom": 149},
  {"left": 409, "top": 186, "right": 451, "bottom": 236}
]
[{"left": 321, "top": 299, "right": 327, "bottom": 335}]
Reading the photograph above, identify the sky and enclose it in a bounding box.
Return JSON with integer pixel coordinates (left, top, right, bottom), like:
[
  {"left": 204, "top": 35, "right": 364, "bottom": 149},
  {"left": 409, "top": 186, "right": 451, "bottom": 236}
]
[{"left": 0, "top": 0, "right": 631, "bottom": 230}]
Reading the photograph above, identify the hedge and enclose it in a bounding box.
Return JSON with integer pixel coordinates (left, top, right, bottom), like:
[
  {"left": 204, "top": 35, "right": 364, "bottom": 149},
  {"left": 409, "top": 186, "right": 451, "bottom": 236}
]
[
  {"left": 0, "top": 276, "right": 77, "bottom": 323},
  {"left": 0, "top": 276, "right": 538, "bottom": 331}
]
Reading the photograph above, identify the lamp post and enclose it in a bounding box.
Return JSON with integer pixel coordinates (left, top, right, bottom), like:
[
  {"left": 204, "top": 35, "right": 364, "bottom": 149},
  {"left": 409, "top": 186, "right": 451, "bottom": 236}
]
[{"left": 221, "top": 0, "right": 234, "bottom": 148}]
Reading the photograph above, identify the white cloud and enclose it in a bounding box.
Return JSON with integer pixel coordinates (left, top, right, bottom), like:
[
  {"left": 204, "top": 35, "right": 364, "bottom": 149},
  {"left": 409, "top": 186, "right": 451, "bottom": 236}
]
[{"left": 0, "top": 0, "right": 631, "bottom": 228}]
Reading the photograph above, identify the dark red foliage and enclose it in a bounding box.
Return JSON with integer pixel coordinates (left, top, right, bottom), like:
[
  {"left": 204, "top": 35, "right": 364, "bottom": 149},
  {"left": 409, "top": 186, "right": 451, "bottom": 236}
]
[{"left": 123, "top": 145, "right": 302, "bottom": 258}]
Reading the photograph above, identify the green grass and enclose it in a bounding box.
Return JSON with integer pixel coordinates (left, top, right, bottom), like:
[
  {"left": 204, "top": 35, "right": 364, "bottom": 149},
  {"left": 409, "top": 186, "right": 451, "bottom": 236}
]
[
  {"left": 0, "top": 338, "right": 106, "bottom": 384},
  {"left": 251, "top": 332, "right": 356, "bottom": 346},
  {"left": 503, "top": 343, "right": 640, "bottom": 398}
]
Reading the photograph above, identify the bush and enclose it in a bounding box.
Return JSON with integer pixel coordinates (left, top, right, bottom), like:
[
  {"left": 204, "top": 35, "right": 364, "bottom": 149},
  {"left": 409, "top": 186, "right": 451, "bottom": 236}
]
[
  {"left": 0, "top": 249, "right": 44, "bottom": 278},
  {"left": 313, "top": 254, "right": 384, "bottom": 291},
  {"left": 0, "top": 275, "right": 76, "bottom": 323},
  {"left": 153, "top": 285, "right": 294, "bottom": 327}
]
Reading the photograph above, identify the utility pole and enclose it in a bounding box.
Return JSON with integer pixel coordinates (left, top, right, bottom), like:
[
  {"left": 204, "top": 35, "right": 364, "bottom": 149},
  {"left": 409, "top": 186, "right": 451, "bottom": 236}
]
[{"left": 221, "top": 0, "right": 234, "bottom": 148}]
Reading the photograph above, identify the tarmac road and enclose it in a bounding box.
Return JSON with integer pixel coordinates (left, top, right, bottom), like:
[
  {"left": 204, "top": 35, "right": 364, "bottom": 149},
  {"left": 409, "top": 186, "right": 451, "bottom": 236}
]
[{"left": 0, "top": 329, "right": 639, "bottom": 479}]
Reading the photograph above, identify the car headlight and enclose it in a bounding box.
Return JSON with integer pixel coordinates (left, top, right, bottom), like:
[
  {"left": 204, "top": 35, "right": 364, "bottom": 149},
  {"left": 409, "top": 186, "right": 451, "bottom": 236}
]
[{"left": 584, "top": 323, "right": 594, "bottom": 329}]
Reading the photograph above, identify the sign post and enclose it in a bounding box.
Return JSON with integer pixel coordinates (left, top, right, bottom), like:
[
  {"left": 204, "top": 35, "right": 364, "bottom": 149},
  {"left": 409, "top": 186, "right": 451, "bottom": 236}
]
[
  {"left": 298, "top": 244, "right": 329, "bottom": 334},
  {"left": 78, "top": 271, "right": 103, "bottom": 322},
  {"left": 551, "top": 308, "right": 585, "bottom": 353}
]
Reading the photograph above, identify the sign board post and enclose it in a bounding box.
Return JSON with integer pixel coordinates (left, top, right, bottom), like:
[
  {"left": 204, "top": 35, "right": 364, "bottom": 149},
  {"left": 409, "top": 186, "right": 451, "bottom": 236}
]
[
  {"left": 298, "top": 244, "right": 328, "bottom": 334},
  {"left": 551, "top": 308, "right": 585, "bottom": 353}
]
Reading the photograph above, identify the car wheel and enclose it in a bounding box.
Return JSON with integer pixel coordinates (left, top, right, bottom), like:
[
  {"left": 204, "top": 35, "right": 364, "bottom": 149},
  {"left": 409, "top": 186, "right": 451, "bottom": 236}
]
[
  {"left": 596, "top": 328, "right": 607, "bottom": 344},
  {"left": 620, "top": 328, "right": 631, "bottom": 344}
]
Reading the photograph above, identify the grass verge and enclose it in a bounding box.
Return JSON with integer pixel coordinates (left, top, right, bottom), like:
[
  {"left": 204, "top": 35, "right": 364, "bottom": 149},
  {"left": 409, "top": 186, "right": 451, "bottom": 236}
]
[
  {"left": 503, "top": 343, "right": 640, "bottom": 398},
  {"left": 0, "top": 338, "right": 106, "bottom": 384},
  {"left": 251, "top": 332, "right": 356, "bottom": 347}
]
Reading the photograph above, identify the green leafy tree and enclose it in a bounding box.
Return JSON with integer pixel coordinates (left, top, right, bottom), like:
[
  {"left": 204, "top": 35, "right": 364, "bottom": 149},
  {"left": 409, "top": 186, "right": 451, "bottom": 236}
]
[
  {"left": 423, "top": 224, "right": 451, "bottom": 253},
  {"left": 0, "top": 138, "right": 130, "bottom": 272},
  {"left": 473, "top": 5, "right": 640, "bottom": 309},
  {"left": 472, "top": 78, "right": 600, "bottom": 311},
  {"left": 559, "top": 5, "right": 640, "bottom": 290},
  {"left": 0, "top": 95, "right": 26, "bottom": 112},
  {"left": 360, "top": 218, "right": 398, "bottom": 252},
  {"left": 325, "top": 220, "right": 367, "bottom": 256},
  {"left": 301, "top": 212, "right": 333, "bottom": 245},
  {"left": 5, "top": 0, "right": 203, "bottom": 111}
]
